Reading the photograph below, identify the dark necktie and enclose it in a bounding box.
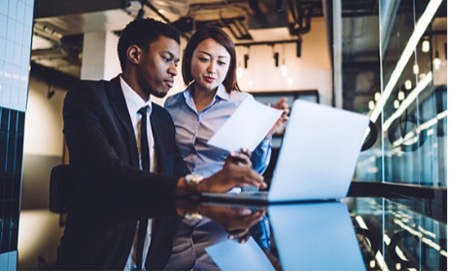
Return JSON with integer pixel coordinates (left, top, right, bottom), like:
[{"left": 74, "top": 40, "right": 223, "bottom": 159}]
[
  {"left": 135, "top": 106, "right": 150, "bottom": 270},
  {"left": 138, "top": 106, "right": 150, "bottom": 172}
]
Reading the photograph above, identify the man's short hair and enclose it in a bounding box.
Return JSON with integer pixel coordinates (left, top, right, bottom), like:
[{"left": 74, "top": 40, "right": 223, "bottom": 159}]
[{"left": 117, "top": 18, "right": 180, "bottom": 72}]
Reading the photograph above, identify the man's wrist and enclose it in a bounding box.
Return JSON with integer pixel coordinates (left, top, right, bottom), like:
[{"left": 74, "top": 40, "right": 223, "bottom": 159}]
[
  {"left": 184, "top": 174, "right": 204, "bottom": 197},
  {"left": 175, "top": 199, "right": 203, "bottom": 220}
]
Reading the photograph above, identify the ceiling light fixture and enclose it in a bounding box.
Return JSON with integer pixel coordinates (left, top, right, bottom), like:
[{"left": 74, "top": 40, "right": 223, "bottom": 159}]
[
  {"left": 296, "top": 39, "right": 301, "bottom": 57},
  {"left": 271, "top": 44, "right": 279, "bottom": 67},
  {"left": 405, "top": 79, "right": 412, "bottom": 90},
  {"left": 374, "top": 91, "right": 381, "bottom": 101},
  {"left": 244, "top": 46, "right": 250, "bottom": 69},
  {"left": 421, "top": 38, "right": 430, "bottom": 53},
  {"left": 280, "top": 63, "right": 288, "bottom": 77},
  {"left": 433, "top": 50, "right": 441, "bottom": 70},
  {"left": 274, "top": 51, "right": 279, "bottom": 67},
  {"left": 237, "top": 64, "right": 244, "bottom": 79},
  {"left": 236, "top": 47, "right": 244, "bottom": 79},
  {"left": 280, "top": 44, "right": 288, "bottom": 76},
  {"left": 433, "top": 34, "right": 441, "bottom": 70},
  {"left": 383, "top": 72, "right": 432, "bottom": 132},
  {"left": 412, "top": 63, "right": 419, "bottom": 74}
]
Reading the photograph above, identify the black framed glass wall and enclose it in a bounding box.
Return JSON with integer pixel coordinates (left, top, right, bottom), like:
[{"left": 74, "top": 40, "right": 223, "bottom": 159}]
[
  {"left": 339, "top": 0, "right": 447, "bottom": 270},
  {"left": 353, "top": 0, "right": 447, "bottom": 188}
]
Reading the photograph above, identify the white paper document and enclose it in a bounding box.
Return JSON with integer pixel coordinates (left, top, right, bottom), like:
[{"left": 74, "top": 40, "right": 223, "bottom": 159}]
[
  {"left": 205, "top": 237, "right": 275, "bottom": 271},
  {"left": 207, "top": 96, "right": 283, "bottom": 152}
]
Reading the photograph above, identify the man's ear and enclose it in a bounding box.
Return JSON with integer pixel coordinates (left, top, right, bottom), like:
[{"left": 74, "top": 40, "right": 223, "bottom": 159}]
[{"left": 126, "top": 45, "right": 141, "bottom": 65}]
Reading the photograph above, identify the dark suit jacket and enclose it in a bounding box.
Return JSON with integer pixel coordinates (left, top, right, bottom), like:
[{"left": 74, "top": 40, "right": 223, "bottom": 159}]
[{"left": 56, "top": 75, "right": 189, "bottom": 270}]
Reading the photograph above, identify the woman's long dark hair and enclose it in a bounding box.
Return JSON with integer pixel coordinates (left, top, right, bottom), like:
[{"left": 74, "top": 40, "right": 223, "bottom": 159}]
[{"left": 182, "top": 26, "right": 241, "bottom": 92}]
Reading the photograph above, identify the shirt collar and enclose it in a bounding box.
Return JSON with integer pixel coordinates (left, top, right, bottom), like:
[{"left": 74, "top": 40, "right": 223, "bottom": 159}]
[
  {"left": 183, "top": 83, "right": 229, "bottom": 102},
  {"left": 120, "top": 75, "right": 152, "bottom": 117},
  {"left": 215, "top": 84, "right": 229, "bottom": 100}
]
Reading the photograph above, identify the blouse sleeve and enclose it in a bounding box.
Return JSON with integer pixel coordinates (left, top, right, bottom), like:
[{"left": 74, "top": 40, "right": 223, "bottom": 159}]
[{"left": 250, "top": 136, "right": 272, "bottom": 174}]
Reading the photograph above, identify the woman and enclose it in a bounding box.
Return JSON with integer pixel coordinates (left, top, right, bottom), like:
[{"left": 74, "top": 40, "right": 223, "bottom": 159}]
[
  {"left": 164, "top": 26, "right": 288, "bottom": 270},
  {"left": 165, "top": 26, "right": 287, "bottom": 179}
]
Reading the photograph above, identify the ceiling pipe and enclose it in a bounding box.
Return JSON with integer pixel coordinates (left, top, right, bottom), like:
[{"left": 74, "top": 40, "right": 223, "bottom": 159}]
[
  {"left": 235, "top": 39, "right": 302, "bottom": 58},
  {"left": 287, "top": 0, "right": 312, "bottom": 35},
  {"left": 142, "top": 0, "right": 190, "bottom": 40},
  {"left": 235, "top": 39, "right": 300, "bottom": 47}
]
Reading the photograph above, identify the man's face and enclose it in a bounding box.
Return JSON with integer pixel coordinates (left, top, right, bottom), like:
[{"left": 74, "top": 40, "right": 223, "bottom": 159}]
[{"left": 136, "top": 36, "right": 180, "bottom": 98}]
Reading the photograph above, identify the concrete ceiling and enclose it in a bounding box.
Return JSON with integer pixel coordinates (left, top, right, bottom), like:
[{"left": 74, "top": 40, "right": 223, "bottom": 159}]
[
  {"left": 30, "top": 0, "right": 447, "bottom": 113},
  {"left": 30, "top": 0, "right": 324, "bottom": 82}
]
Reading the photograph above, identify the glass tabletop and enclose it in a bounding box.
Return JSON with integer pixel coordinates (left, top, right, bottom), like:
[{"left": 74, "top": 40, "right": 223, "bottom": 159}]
[{"left": 198, "top": 196, "right": 447, "bottom": 271}]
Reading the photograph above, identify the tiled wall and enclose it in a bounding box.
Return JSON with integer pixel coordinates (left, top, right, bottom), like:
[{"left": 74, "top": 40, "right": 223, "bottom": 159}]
[
  {"left": 0, "top": 108, "right": 24, "bottom": 268},
  {"left": 0, "top": 0, "right": 33, "bottom": 112},
  {"left": 0, "top": 0, "right": 34, "bottom": 270}
]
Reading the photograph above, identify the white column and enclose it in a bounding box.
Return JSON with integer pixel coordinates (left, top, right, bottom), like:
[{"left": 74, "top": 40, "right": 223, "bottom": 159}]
[{"left": 81, "top": 31, "right": 121, "bottom": 80}]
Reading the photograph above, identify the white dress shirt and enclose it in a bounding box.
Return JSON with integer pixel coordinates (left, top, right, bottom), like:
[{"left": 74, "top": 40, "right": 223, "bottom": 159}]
[{"left": 120, "top": 76, "right": 156, "bottom": 270}]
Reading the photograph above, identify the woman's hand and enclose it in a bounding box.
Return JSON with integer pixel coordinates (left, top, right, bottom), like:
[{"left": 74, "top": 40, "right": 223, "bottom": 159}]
[{"left": 265, "top": 97, "right": 289, "bottom": 139}]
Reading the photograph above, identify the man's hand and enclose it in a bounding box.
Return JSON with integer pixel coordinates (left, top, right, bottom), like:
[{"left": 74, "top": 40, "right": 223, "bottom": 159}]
[
  {"left": 198, "top": 150, "right": 267, "bottom": 193},
  {"left": 196, "top": 203, "right": 266, "bottom": 243},
  {"left": 175, "top": 149, "right": 266, "bottom": 197},
  {"left": 265, "top": 97, "right": 289, "bottom": 139}
]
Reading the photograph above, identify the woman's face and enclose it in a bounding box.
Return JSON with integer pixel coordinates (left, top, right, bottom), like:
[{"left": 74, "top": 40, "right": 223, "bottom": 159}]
[{"left": 190, "top": 38, "right": 230, "bottom": 93}]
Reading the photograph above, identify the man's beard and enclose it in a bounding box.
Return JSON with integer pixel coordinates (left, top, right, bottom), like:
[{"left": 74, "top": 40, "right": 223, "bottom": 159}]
[{"left": 152, "top": 89, "right": 169, "bottom": 98}]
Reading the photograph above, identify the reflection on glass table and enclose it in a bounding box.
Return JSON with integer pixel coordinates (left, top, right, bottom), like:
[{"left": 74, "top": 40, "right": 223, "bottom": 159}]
[
  {"left": 349, "top": 197, "right": 447, "bottom": 271},
  {"left": 267, "top": 201, "right": 366, "bottom": 271},
  {"left": 54, "top": 189, "right": 446, "bottom": 271},
  {"left": 204, "top": 201, "right": 365, "bottom": 271},
  {"left": 200, "top": 196, "right": 446, "bottom": 271}
]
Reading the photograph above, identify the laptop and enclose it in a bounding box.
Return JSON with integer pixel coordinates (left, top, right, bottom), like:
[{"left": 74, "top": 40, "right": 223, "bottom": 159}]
[{"left": 201, "top": 99, "right": 370, "bottom": 204}]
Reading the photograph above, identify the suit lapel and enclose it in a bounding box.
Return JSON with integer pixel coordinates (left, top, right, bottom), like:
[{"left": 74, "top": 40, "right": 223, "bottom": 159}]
[{"left": 107, "top": 76, "right": 140, "bottom": 168}]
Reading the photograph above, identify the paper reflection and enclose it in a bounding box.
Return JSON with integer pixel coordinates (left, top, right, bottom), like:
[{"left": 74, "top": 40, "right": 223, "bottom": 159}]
[{"left": 206, "top": 237, "right": 275, "bottom": 271}]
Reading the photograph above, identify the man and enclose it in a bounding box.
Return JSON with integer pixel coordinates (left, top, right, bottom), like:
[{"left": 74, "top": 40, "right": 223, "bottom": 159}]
[{"left": 56, "top": 18, "right": 265, "bottom": 270}]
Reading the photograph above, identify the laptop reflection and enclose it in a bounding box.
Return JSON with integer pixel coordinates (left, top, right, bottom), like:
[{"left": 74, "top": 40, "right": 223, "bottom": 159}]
[
  {"left": 268, "top": 201, "right": 366, "bottom": 271},
  {"left": 206, "top": 201, "right": 365, "bottom": 271}
]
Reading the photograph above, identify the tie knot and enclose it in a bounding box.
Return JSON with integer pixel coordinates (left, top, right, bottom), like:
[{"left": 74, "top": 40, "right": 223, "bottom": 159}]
[{"left": 138, "top": 105, "right": 149, "bottom": 116}]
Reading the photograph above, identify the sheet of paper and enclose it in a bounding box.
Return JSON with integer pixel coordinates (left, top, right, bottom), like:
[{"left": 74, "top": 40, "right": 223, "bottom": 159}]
[
  {"left": 207, "top": 96, "right": 283, "bottom": 152},
  {"left": 205, "top": 237, "right": 275, "bottom": 271}
]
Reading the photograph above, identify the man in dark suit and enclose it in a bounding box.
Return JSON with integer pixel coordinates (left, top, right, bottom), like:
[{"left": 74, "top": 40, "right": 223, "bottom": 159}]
[{"left": 56, "top": 18, "right": 265, "bottom": 270}]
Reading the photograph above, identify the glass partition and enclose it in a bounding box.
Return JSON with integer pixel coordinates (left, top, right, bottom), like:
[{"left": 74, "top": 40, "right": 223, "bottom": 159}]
[{"left": 354, "top": 0, "right": 447, "bottom": 188}]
